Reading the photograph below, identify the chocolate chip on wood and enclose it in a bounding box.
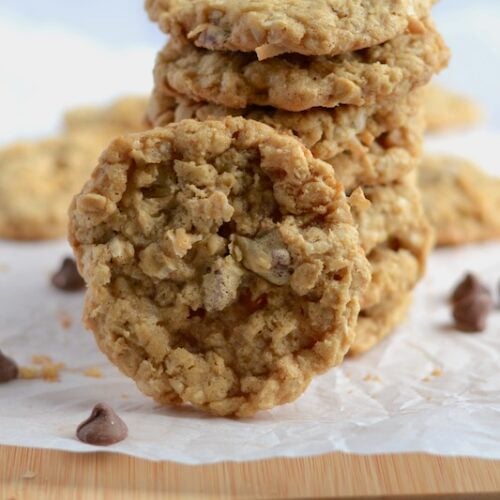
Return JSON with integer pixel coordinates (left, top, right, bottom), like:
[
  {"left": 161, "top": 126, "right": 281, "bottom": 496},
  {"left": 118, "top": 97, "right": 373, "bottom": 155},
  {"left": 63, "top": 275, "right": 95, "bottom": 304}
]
[
  {"left": 76, "top": 403, "right": 128, "bottom": 446},
  {"left": 52, "top": 257, "right": 85, "bottom": 291},
  {"left": 0, "top": 351, "right": 18, "bottom": 383}
]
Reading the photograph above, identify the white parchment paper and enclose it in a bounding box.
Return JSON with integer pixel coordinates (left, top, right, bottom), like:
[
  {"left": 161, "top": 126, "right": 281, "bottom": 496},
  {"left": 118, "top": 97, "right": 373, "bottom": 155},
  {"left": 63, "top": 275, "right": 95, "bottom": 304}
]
[
  {"left": 1, "top": 130, "right": 500, "bottom": 464},
  {"left": 0, "top": 0, "right": 500, "bottom": 466}
]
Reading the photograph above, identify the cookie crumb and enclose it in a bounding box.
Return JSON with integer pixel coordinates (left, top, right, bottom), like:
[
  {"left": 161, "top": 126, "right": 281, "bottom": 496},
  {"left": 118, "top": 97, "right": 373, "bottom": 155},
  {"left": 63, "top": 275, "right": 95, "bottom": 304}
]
[
  {"left": 21, "top": 471, "right": 37, "bottom": 480},
  {"left": 58, "top": 311, "right": 73, "bottom": 330},
  {"left": 84, "top": 367, "right": 103, "bottom": 379},
  {"left": 423, "top": 369, "right": 443, "bottom": 382},
  {"left": 32, "top": 355, "right": 52, "bottom": 365},
  {"left": 19, "top": 355, "right": 66, "bottom": 382},
  {"left": 363, "top": 374, "right": 382, "bottom": 382},
  {"left": 18, "top": 367, "right": 39, "bottom": 380}
]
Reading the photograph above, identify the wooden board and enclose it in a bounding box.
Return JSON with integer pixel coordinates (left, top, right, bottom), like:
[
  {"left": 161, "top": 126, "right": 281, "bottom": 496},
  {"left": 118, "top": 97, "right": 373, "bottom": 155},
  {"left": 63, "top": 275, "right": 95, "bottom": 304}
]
[{"left": 1, "top": 446, "right": 500, "bottom": 499}]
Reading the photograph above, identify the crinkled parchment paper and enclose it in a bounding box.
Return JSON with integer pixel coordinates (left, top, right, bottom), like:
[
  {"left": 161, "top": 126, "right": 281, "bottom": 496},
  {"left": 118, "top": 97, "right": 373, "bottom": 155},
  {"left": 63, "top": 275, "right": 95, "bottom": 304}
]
[{"left": 1, "top": 0, "right": 500, "bottom": 465}]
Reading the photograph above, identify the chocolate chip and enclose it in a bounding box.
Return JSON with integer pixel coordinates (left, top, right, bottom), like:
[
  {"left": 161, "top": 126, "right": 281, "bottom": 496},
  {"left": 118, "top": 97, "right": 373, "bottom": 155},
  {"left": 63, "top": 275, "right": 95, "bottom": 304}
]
[
  {"left": 0, "top": 351, "right": 18, "bottom": 383},
  {"left": 453, "top": 293, "right": 494, "bottom": 333},
  {"left": 450, "top": 273, "right": 491, "bottom": 304},
  {"left": 76, "top": 403, "right": 128, "bottom": 446},
  {"left": 52, "top": 257, "right": 85, "bottom": 291}
]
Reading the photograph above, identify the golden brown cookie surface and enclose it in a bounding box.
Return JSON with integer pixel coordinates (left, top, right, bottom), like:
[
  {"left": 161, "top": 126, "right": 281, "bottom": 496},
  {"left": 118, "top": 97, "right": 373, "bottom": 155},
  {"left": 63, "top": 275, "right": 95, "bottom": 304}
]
[
  {"left": 148, "top": 90, "right": 425, "bottom": 192},
  {"left": 423, "top": 85, "right": 483, "bottom": 133},
  {"left": 0, "top": 97, "right": 148, "bottom": 241},
  {"left": 420, "top": 155, "right": 500, "bottom": 246},
  {"left": 69, "top": 117, "right": 370, "bottom": 417},
  {"left": 349, "top": 175, "right": 433, "bottom": 265},
  {"left": 153, "top": 19, "right": 449, "bottom": 112},
  {"left": 146, "top": 0, "right": 434, "bottom": 59},
  {"left": 64, "top": 96, "right": 149, "bottom": 134},
  {"left": 0, "top": 134, "right": 106, "bottom": 240},
  {"left": 348, "top": 177, "right": 432, "bottom": 354},
  {"left": 351, "top": 292, "right": 413, "bottom": 355}
]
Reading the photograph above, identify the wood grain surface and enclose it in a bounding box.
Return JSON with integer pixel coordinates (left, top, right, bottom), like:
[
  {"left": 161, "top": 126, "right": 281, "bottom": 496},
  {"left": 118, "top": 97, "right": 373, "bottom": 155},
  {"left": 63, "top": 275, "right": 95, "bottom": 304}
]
[{"left": 1, "top": 446, "right": 500, "bottom": 499}]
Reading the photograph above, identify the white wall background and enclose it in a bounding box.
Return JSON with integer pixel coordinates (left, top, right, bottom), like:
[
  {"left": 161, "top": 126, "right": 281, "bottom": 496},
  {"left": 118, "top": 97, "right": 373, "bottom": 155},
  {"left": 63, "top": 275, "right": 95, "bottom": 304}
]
[{"left": 0, "top": 0, "right": 499, "bottom": 145}]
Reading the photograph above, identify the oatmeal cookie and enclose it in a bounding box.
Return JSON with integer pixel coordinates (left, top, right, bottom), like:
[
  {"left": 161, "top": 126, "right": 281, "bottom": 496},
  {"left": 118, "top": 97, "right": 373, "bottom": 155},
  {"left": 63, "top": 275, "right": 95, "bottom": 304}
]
[
  {"left": 351, "top": 292, "right": 413, "bottom": 355},
  {"left": 361, "top": 246, "right": 420, "bottom": 311},
  {"left": 153, "top": 19, "right": 448, "bottom": 112},
  {"left": 347, "top": 176, "right": 431, "bottom": 354},
  {"left": 0, "top": 98, "right": 148, "bottom": 241},
  {"left": 148, "top": 90, "right": 425, "bottom": 191},
  {"left": 351, "top": 179, "right": 429, "bottom": 346},
  {"left": 64, "top": 96, "right": 149, "bottom": 134},
  {"left": 419, "top": 155, "right": 500, "bottom": 246},
  {"left": 0, "top": 133, "right": 109, "bottom": 240},
  {"left": 350, "top": 175, "right": 434, "bottom": 265},
  {"left": 69, "top": 117, "right": 370, "bottom": 417},
  {"left": 145, "top": 0, "right": 434, "bottom": 59},
  {"left": 346, "top": 173, "right": 433, "bottom": 320},
  {"left": 423, "top": 84, "right": 483, "bottom": 133}
]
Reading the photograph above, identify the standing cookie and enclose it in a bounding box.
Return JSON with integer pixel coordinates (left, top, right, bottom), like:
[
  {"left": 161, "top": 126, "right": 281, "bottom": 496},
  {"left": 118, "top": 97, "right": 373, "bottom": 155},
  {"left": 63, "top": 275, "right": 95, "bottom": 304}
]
[{"left": 69, "top": 117, "right": 370, "bottom": 417}]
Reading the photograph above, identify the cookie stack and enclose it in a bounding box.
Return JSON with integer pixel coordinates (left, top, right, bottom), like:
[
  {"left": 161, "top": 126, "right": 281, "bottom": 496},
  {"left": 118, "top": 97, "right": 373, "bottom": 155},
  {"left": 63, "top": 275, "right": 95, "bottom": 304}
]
[
  {"left": 145, "top": 0, "right": 450, "bottom": 354},
  {"left": 68, "top": 1, "right": 449, "bottom": 418}
]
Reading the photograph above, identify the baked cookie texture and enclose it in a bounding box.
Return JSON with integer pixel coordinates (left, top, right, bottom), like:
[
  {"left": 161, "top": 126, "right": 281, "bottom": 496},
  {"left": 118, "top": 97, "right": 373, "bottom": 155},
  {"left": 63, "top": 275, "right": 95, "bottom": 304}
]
[
  {"left": 0, "top": 97, "right": 148, "bottom": 241},
  {"left": 69, "top": 118, "right": 371, "bottom": 417},
  {"left": 64, "top": 96, "right": 149, "bottom": 134},
  {"left": 146, "top": 89, "right": 431, "bottom": 352},
  {"left": 349, "top": 176, "right": 433, "bottom": 354},
  {"left": 360, "top": 247, "right": 419, "bottom": 311},
  {"left": 145, "top": 0, "right": 434, "bottom": 59},
  {"left": 0, "top": 134, "right": 108, "bottom": 240},
  {"left": 153, "top": 19, "right": 449, "bottom": 112},
  {"left": 351, "top": 292, "right": 413, "bottom": 355},
  {"left": 420, "top": 155, "right": 500, "bottom": 246},
  {"left": 350, "top": 175, "right": 433, "bottom": 264},
  {"left": 148, "top": 90, "right": 425, "bottom": 192},
  {"left": 423, "top": 84, "right": 483, "bottom": 133}
]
